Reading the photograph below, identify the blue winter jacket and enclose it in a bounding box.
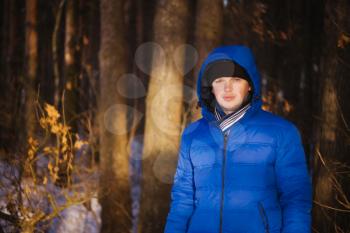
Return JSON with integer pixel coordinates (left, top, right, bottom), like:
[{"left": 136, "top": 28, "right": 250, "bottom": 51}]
[{"left": 164, "top": 45, "right": 312, "bottom": 233}]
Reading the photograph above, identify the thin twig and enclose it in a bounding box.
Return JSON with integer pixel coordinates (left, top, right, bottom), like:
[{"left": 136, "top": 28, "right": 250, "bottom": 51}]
[{"left": 313, "top": 200, "right": 350, "bottom": 213}]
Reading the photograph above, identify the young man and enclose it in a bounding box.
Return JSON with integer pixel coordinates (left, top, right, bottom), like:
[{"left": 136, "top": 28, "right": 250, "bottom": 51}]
[{"left": 164, "top": 45, "right": 312, "bottom": 233}]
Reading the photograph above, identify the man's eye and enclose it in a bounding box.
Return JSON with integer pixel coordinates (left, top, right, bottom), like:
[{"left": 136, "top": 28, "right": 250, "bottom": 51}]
[{"left": 233, "top": 78, "right": 242, "bottom": 81}]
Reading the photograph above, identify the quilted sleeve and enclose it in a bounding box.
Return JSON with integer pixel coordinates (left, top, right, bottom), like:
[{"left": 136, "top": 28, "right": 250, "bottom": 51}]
[
  {"left": 275, "top": 124, "right": 312, "bottom": 233},
  {"left": 164, "top": 132, "right": 194, "bottom": 233}
]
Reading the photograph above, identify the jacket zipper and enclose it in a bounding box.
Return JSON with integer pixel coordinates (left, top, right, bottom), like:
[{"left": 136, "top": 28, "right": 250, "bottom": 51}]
[
  {"left": 219, "top": 131, "right": 229, "bottom": 233},
  {"left": 258, "top": 202, "right": 270, "bottom": 233}
]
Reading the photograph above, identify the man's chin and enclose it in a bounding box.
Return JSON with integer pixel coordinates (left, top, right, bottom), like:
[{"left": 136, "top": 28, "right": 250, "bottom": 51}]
[{"left": 221, "top": 106, "right": 239, "bottom": 114}]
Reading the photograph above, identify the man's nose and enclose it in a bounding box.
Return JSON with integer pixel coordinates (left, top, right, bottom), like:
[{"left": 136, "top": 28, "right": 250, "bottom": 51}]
[{"left": 224, "top": 81, "right": 233, "bottom": 91}]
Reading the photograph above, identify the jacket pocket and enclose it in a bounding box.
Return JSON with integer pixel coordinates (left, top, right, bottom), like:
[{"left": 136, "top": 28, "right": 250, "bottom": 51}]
[{"left": 258, "top": 201, "right": 270, "bottom": 233}]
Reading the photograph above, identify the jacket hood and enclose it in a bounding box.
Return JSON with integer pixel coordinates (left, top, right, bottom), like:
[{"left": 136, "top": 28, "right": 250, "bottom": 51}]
[{"left": 197, "top": 45, "right": 262, "bottom": 120}]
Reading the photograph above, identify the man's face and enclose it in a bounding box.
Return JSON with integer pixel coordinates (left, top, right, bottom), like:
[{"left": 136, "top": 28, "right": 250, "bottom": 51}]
[{"left": 211, "top": 76, "right": 251, "bottom": 114}]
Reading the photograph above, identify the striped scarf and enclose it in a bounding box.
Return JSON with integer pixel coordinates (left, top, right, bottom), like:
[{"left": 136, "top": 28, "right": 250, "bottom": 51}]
[{"left": 214, "top": 102, "right": 251, "bottom": 132}]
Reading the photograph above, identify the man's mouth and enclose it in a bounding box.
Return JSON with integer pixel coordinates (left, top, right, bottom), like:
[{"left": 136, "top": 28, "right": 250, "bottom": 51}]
[{"left": 223, "top": 96, "right": 234, "bottom": 101}]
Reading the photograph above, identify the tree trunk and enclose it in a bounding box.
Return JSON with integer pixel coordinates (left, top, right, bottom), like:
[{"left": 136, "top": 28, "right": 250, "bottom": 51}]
[
  {"left": 99, "top": 0, "right": 132, "bottom": 232},
  {"left": 1, "top": 0, "right": 25, "bottom": 150},
  {"left": 138, "top": 1, "right": 189, "bottom": 233},
  {"left": 313, "top": 56, "right": 339, "bottom": 233},
  {"left": 63, "top": 0, "right": 80, "bottom": 129},
  {"left": 24, "top": 0, "right": 38, "bottom": 141},
  {"left": 0, "top": 0, "right": 26, "bottom": 158},
  {"left": 190, "top": 0, "right": 223, "bottom": 121},
  {"left": 79, "top": 0, "right": 100, "bottom": 168},
  {"left": 79, "top": 0, "right": 100, "bottom": 112},
  {"left": 312, "top": 0, "right": 350, "bottom": 232},
  {"left": 53, "top": 0, "right": 81, "bottom": 188},
  {"left": 52, "top": 0, "right": 65, "bottom": 108},
  {"left": 0, "top": 0, "right": 7, "bottom": 77}
]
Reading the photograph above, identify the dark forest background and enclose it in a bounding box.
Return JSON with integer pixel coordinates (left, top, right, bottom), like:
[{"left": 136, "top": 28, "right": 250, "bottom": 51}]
[{"left": 0, "top": 0, "right": 350, "bottom": 232}]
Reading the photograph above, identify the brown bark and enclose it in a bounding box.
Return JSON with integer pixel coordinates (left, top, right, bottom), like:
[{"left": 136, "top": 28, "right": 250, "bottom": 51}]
[
  {"left": 2, "top": 0, "right": 23, "bottom": 79},
  {"left": 1, "top": 0, "right": 24, "bottom": 150},
  {"left": 52, "top": 0, "right": 65, "bottom": 108},
  {"left": 138, "top": 1, "right": 189, "bottom": 233},
  {"left": 53, "top": 0, "right": 81, "bottom": 187},
  {"left": 24, "top": 0, "right": 38, "bottom": 140},
  {"left": 79, "top": 0, "right": 100, "bottom": 168},
  {"left": 63, "top": 0, "right": 80, "bottom": 128},
  {"left": 312, "top": 1, "right": 350, "bottom": 232},
  {"left": 79, "top": 0, "right": 100, "bottom": 111},
  {"left": 194, "top": 0, "right": 223, "bottom": 77},
  {"left": 189, "top": 0, "right": 223, "bottom": 121},
  {"left": 99, "top": 0, "right": 131, "bottom": 232},
  {"left": 1, "top": 0, "right": 9, "bottom": 77}
]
